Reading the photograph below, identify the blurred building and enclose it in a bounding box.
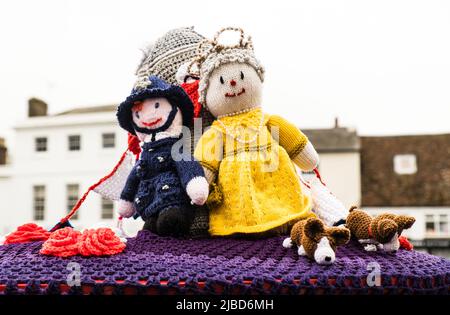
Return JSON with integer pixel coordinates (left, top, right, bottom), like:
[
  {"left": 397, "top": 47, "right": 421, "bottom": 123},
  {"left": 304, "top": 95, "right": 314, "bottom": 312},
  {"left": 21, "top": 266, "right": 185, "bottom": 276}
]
[
  {"left": 0, "top": 138, "right": 6, "bottom": 165},
  {"left": 0, "top": 100, "right": 143, "bottom": 236},
  {"left": 0, "top": 139, "right": 12, "bottom": 231},
  {"left": 360, "top": 135, "right": 450, "bottom": 257},
  {"left": 303, "top": 123, "right": 361, "bottom": 208}
]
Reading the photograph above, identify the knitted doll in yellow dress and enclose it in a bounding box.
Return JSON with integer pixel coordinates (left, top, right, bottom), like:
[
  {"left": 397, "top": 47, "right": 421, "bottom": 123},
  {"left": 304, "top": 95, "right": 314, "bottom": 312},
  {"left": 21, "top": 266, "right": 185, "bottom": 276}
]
[{"left": 192, "top": 28, "right": 320, "bottom": 236}]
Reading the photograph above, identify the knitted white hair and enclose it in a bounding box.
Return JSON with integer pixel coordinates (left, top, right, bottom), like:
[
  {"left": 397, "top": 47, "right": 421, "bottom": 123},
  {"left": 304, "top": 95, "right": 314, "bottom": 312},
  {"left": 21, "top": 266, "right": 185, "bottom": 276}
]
[{"left": 193, "top": 27, "right": 265, "bottom": 108}]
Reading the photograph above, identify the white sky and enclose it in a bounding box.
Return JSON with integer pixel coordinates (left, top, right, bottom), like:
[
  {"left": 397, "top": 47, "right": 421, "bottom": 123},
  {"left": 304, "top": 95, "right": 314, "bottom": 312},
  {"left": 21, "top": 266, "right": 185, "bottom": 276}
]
[{"left": 1, "top": 0, "right": 449, "bottom": 144}]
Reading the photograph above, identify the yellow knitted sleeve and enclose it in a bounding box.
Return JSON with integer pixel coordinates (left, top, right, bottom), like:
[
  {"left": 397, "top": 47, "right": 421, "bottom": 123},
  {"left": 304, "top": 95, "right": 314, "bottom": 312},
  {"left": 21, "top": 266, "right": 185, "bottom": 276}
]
[
  {"left": 194, "top": 127, "right": 223, "bottom": 174},
  {"left": 266, "top": 115, "right": 309, "bottom": 158}
]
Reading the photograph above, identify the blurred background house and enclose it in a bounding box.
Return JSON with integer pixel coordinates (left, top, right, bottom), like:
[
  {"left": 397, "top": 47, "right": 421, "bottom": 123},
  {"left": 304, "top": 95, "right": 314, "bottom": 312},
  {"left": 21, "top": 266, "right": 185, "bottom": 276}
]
[
  {"left": 303, "top": 120, "right": 361, "bottom": 209},
  {"left": 0, "top": 99, "right": 144, "bottom": 236},
  {"left": 0, "top": 100, "right": 449, "bottom": 258},
  {"left": 360, "top": 135, "right": 450, "bottom": 257},
  {"left": 0, "top": 139, "right": 6, "bottom": 166}
]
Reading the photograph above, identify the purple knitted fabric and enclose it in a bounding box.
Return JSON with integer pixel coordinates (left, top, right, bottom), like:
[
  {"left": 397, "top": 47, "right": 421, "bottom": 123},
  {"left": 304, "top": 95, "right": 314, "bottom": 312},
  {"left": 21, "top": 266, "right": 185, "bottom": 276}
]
[{"left": 0, "top": 230, "right": 449, "bottom": 295}]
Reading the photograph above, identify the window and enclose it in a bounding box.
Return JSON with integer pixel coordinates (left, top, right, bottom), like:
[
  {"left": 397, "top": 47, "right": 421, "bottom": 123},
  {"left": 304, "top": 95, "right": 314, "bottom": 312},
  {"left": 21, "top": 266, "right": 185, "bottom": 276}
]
[
  {"left": 35, "top": 137, "right": 47, "bottom": 152},
  {"left": 425, "top": 214, "right": 449, "bottom": 236},
  {"left": 439, "top": 215, "right": 448, "bottom": 234},
  {"left": 67, "top": 184, "right": 79, "bottom": 220},
  {"left": 394, "top": 154, "right": 417, "bottom": 175},
  {"left": 426, "top": 215, "right": 435, "bottom": 234},
  {"left": 68, "top": 135, "right": 81, "bottom": 151},
  {"left": 33, "top": 185, "right": 45, "bottom": 221},
  {"left": 101, "top": 197, "right": 114, "bottom": 219},
  {"left": 102, "top": 133, "right": 116, "bottom": 148}
]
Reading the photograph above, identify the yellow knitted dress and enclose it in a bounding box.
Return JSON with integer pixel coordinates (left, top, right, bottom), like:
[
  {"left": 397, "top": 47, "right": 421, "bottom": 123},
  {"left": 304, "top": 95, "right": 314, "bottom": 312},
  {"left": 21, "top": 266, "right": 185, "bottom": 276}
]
[{"left": 194, "top": 108, "right": 314, "bottom": 236}]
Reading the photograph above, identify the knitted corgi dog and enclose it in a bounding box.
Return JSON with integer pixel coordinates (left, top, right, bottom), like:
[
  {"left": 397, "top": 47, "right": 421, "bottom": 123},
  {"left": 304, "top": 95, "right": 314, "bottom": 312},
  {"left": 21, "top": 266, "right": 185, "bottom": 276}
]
[
  {"left": 283, "top": 217, "right": 350, "bottom": 265},
  {"left": 117, "top": 75, "right": 209, "bottom": 237},
  {"left": 192, "top": 27, "right": 320, "bottom": 237},
  {"left": 346, "top": 207, "right": 415, "bottom": 252}
]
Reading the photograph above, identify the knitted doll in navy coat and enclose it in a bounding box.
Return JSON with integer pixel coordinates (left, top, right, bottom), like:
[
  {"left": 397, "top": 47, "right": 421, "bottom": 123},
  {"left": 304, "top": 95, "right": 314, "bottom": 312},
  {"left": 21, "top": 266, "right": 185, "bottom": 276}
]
[{"left": 117, "top": 75, "right": 209, "bottom": 237}]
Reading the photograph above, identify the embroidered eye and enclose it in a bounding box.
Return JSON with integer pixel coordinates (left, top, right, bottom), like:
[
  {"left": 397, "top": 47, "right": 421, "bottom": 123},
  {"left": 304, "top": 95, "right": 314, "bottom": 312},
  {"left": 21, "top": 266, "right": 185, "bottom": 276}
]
[
  {"left": 220, "top": 76, "right": 224, "bottom": 84},
  {"left": 155, "top": 102, "right": 160, "bottom": 109},
  {"left": 240, "top": 71, "right": 244, "bottom": 80},
  {"left": 135, "top": 111, "right": 140, "bottom": 119}
]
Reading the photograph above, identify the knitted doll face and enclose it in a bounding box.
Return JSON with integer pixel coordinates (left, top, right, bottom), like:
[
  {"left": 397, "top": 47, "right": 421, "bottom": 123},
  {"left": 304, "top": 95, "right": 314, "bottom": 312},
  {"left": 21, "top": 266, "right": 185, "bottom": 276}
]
[
  {"left": 132, "top": 97, "right": 182, "bottom": 141},
  {"left": 205, "top": 63, "right": 262, "bottom": 117}
]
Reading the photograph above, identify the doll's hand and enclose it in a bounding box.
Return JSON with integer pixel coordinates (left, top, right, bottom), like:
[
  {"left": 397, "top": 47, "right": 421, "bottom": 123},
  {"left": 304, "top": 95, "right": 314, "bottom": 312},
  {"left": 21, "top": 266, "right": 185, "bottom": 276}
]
[
  {"left": 292, "top": 141, "right": 320, "bottom": 171},
  {"left": 118, "top": 199, "right": 136, "bottom": 218},
  {"left": 186, "top": 176, "right": 209, "bottom": 206}
]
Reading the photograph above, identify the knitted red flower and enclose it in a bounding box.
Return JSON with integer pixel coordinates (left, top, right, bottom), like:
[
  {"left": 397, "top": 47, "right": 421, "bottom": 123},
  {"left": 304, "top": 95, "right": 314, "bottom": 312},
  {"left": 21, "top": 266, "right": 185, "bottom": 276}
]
[
  {"left": 40, "top": 227, "right": 81, "bottom": 257},
  {"left": 127, "top": 133, "right": 141, "bottom": 157},
  {"left": 181, "top": 80, "right": 202, "bottom": 118},
  {"left": 399, "top": 236, "right": 414, "bottom": 251},
  {"left": 4, "top": 223, "right": 51, "bottom": 244},
  {"left": 78, "top": 228, "right": 126, "bottom": 256}
]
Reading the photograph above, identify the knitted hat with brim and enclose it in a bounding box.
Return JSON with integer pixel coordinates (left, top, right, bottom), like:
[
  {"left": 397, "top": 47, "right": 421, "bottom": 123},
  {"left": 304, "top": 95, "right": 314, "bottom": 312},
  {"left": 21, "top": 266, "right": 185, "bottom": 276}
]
[
  {"left": 195, "top": 27, "right": 265, "bottom": 109},
  {"left": 117, "top": 75, "right": 194, "bottom": 135},
  {"left": 136, "top": 27, "right": 205, "bottom": 85}
]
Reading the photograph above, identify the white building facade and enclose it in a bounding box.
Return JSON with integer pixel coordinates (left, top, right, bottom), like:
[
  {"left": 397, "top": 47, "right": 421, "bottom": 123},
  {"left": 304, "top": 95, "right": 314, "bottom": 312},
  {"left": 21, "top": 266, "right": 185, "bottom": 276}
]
[
  {"left": 303, "top": 127, "right": 361, "bottom": 209},
  {"left": 0, "top": 105, "right": 144, "bottom": 236}
]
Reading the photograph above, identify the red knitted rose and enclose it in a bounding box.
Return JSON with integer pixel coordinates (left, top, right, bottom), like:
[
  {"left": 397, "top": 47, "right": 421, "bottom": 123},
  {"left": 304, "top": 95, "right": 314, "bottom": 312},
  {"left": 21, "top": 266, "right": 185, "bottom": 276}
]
[
  {"left": 399, "top": 236, "right": 414, "bottom": 251},
  {"left": 4, "top": 223, "right": 51, "bottom": 244},
  {"left": 40, "top": 227, "right": 81, "bottom": 257},
  {"left": 181, "top": 80, "right": 201, "bottom": 118},
  {"left": 127, "top": 133, "right": 142, "bottom": 157},
  {"left": 78, "top": 228, "right": 126, "bottom": 256}
]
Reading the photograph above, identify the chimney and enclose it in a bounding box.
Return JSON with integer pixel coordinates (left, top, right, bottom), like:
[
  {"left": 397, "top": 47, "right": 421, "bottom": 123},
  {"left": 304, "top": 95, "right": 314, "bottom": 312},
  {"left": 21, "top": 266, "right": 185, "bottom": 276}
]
[
  {"left": 0, "top": 138, "right": 6, "bottom": 165},
  {"left": 334, "top": 117, "right": 340, "bottom": 129},
  {"left": 28, "top": 98, "right": 48, "bottom": 117}
]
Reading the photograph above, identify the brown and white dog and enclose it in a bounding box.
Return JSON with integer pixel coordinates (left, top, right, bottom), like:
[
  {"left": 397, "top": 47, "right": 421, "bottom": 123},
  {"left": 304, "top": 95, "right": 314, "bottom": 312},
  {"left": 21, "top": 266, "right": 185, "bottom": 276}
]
[
  {"left": 283, "top": 217, "right": 350, "bottom": 265},
  {"left": 346, "top": 207, "right": 415, "bottom": 253}
]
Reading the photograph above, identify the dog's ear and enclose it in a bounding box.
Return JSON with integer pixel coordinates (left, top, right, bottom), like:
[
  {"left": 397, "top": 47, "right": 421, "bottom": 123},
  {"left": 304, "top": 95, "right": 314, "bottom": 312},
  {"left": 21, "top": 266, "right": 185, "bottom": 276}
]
[
  {"left": 377, "top": 219, "right": 398, "bottom": 242},
  {"left": 394, "top": 216, "right": 416, "bottom": 233},
  {"left": 304, "top": 218, "right": 325, "bottom": 240},
  {"left": 349, "top": 206, "right": 359, "bottom": 212},
  {"left": 327, "top": 227, "right": 351, "bottom": 246}
]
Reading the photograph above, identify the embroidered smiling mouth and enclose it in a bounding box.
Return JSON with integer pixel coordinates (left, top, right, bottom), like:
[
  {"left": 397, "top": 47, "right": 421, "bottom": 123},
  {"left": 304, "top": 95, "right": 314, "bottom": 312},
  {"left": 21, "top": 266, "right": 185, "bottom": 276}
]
[
  {"left": 142, "top": 118, "right": 163, "bottom": 127},
  {"left": 225, "top": 88, "right": 246, "bottom": 98}
]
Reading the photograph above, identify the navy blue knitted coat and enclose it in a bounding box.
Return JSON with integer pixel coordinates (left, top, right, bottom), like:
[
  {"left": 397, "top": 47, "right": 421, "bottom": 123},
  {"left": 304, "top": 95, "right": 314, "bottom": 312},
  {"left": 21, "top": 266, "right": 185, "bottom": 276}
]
[{"left": 120, "top": 136, "right": 204, "bottom": 221}]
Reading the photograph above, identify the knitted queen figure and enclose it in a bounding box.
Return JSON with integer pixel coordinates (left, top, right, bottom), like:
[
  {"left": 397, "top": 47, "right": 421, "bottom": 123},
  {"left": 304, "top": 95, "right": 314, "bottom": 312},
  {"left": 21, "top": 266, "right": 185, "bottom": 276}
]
[
  {"left": 117, "top": 75, "right": 209, "bottom": 237},
  {"left": 192, "top": 28, "right": 321, "bottom": 236}
]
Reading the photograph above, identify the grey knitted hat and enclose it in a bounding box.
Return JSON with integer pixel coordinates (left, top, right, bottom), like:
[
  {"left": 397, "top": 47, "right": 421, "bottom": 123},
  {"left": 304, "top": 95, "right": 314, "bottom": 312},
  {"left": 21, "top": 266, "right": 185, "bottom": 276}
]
[
  {"left": 135, "top": 27, "right": 205, "bottom": 85},
  {"left": 192, "top": 27, "right": 265, "bottom": 107}
]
